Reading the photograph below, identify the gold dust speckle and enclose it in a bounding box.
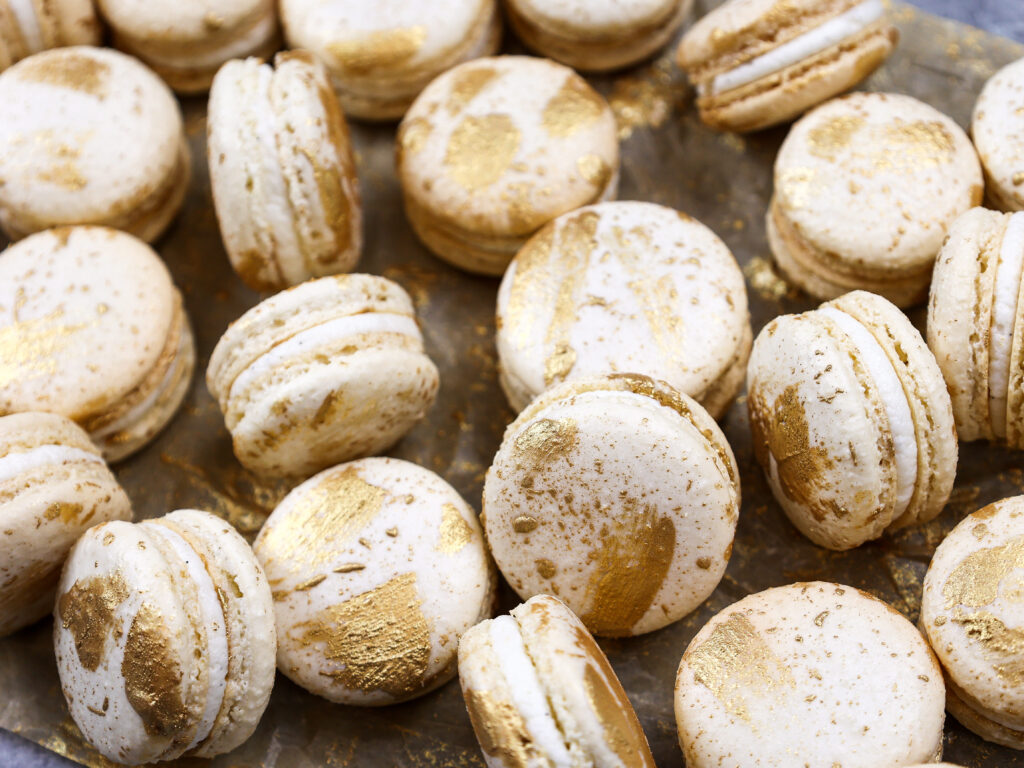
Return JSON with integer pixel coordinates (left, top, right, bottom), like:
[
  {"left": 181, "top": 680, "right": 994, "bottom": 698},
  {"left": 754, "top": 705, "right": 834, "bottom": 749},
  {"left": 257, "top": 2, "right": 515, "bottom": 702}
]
[
  {"left": 44, "top": 502, "right": 83, "bottom": 524},
  {"left": 543, "top": 342, "right": 577, "bottom": 386},
  {"left": 464, "top": 689, "right": 535, "bottom": 764},
  {"left": 535, "top": 558, "right": 557, "bottom": 579},
  {"left": 58, "top": 572, "right": 129, "bottom": 671},
  {"left": 807, "top": 116, "right": 864, "bottom": 161},
  {"left": 1012, "top": 172, "right": 1024, "bottom": 186},
  {"left": 609, "top": 61, "right": 676, "bottom": 140},
  {"left": 542, "top": 76, "right": 606, "bottom": 139},
  {"left": 0, "top": 307, "right": 92, "bottom": 389},
  {"left": 437, "top": 503, "right": 473, "bottom": 554},
  {"left": 512, "top": 515, "right": 538, "bottom": 533},
  {"left": 399, "top": 117, "right": 432, "bottom": 155},
  {"left": 327, "top": 27, "right": 425, "bottom": 73},
  {"left": 744, "top": 256, "right": 797, "bottom": 302},
  {"left": 296, "top": 575, "right": 327, "bottom": 592},
  {"left": 514, "top": 418, "right": 579, "bottom": 473},
  {"left": 814, "top": 610, "right": 829, "bottom": 627},
  {"left": 444, "top": 114, "right": 521, "bottom": 190},
  {"left": 37, "top": 162, "right": 87, "bottom": 190},
  {"left": 122, "top": 602, "right": 189, "bottom": 738},
  {"left": 18, "top": 52, "right": 110, "bottom": 96},
  {"left": 446, "top": 67, "right": 498, "bottom": 115},
  {"left": 696, "top": 557, "right": 712, "bottom": 570}
]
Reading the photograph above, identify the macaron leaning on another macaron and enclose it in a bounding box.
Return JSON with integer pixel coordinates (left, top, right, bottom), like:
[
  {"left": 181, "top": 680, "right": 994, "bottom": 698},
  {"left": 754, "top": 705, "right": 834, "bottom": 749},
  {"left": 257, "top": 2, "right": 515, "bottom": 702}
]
[
  {"left": 208, "top": 51, "right": 362, "bottom": 292},
  {"left": 280, "top": 0, "right": 501, "bottom": 121},
  {"left": 254, "top": 457, "right": 494, "bottom": 705},
  {"left": 96, "top": 0, "right": 280, "bottom": 94},
  {"left": 54, "top": 509, "right": 276, "bottom": 764},
  {"left": 0, "top": 412, "right": 131, "bottom": 637},
  {"left": 0, "top": 0, "right": 100, "bottom": 73},
  {"left": 972, "top": 56, "right": 1024, "bottom": 213},
  {"left": 459, "top": 594, "right": 655, "bottom": 768},
  {"left": 747, "top": 290, "right": 957, "bottom": 550},
  {"left": 0, "top": 227, "right": 195, "bottom": 461},
  {"left": 496, "top": 201, "right": 751, "bottom": 417},
  {"left": 677, "top": 0, "right": 898, "bottom": 133},
  {"left": 504, "top": 0, "right": 691, "bottom": 72},
  {"left": 769, "top": 92, "right": 982, "bottom": 307}
]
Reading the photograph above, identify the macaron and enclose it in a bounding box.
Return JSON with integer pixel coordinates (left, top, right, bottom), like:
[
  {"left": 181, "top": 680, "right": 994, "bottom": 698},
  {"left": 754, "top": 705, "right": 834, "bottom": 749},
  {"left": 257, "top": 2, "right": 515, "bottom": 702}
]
[
  {"left": 458, "top": 594, "right": 655, "bottom": 767},
  {"left": 972, "top": 56, "right": 1024, "bottom": 213},
  {"left": 504, "top": 0, "right": 691, "bottom": 72},
  {"left": 208, "top": 51, "right": 362, "bottom": 292},
  {"left": 280, "top": 0, "right": 501, "bottom": 121},
  {"left": 921, "top": 495, "right": 1024, "bottom": 749},
  {"left": 397, "top": 55, "right": 620, "bottom": 276},
  {"left": 747, "top": 290, "right": 957, "bottom": 550},
  {"left": 482, "top": 373, "right": 740, "bottom": 638},
  {"left": 54, "top": 509, "right": 277, "bottom": 764},
  {"left": 769, "top": 92, "right": 983, "bottom": 307},
  {"left": 0, "top": 0, "right": 100, "bottom": 72},
  {"left": 928, "top": 208, "right": 1024, "bottom": 448},
  {"left": 0, "top": 412, "right": 131, "bottom": 637},
  {"left": 675, "top": 582, "right": 946, "bottom": 767},
  {"left": 206, "top": 274, "right": 439, "bottom": 479},
  {"left": 253, "top": 457, "right": 494, "bottom": 705},
  {"left": 496, "top": 201, "right": 751, "bottom": 417},
  {"left": 0, "top": 46, "right": 190, "bottom": 243},
  {"left": 0, "top": 227, "right": 195, "bottom": 462},
  {"left": 96, "top": 0, "right": 280, "bottom": 94}
]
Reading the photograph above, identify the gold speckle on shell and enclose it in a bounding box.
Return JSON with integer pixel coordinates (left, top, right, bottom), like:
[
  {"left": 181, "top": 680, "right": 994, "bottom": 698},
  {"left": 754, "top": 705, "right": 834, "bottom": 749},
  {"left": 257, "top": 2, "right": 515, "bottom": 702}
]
[
  {"left": 18, "top": 52, "right": 110, "bottom": 97},
  {"left": 444, "top": 114, "right": 521, "bottom": 190},
  {"left": 541, "top": 76, "right": 606, "bottom": 139},
  {"left": 437, "top": 503, "right": 473, "bottom": 554}
]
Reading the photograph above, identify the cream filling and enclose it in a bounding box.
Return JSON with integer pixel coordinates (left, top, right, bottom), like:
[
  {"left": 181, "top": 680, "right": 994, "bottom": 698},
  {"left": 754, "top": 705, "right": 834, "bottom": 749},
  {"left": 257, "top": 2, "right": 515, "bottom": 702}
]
[
  {"left": 0, "top": 444, "right": 102, "bottom": 484},
  {"left": 989, "top": 212, "right": 1024, "bottom": 438},
  {"left": 7, "top": 0, "right": 43, "bottom": 52},
  {"left": 146, "top": 524, "right": 229, "bottom": 753},
  {"left": 820, "top": 306, "right": 917, "bottom": 517},
  {"left": 227, "top": 312, "right": 421, "bottom": 403},
  {"left": 488, "top": 616, "right": 574, "bottom": 766},
  {"left": 704, "top": 0, "right": 885, "bottom": 96}
]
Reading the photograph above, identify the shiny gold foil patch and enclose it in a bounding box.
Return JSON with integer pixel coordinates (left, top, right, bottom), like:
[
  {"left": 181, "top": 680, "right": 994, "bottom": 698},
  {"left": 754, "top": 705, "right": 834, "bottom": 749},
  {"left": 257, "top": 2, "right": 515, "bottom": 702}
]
[
  {"left": 807, "top": 116, "right": 865, "bottom": 161},
  {"left": 513, "top": 417, "right": 578, "bottom": 473},
  {"left": 582, "top": 653, "right": 653, "bottom": 766},
  {"left": 327, "top": 27, "right": 426, "bottom": 73},
  {"left": 542, "top": 76, "right": 606, "bottom": 139},
  {"left": 437, "top": 503, "right": 473, "bottom": 554},
  {"left": 444, "top": 114, "right": 520, "bottom": 190},
  {"left": 122, "top": 602, "right": 189, "bottom": 738},
  {"left": 58, "top": 572, "right": 129, "bottom": 671},
  {"left": 943, "top": 535, "right": 1024, "bottom": 609}
]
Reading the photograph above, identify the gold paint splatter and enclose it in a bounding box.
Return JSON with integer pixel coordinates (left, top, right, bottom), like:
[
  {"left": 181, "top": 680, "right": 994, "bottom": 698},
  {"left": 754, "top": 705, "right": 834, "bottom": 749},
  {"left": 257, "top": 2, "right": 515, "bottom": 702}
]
[
  {"left": 542, "top": 76, "right": 606, "bottom": 138},
  {"left": 512, "top": 515, "right": 538, "bottom": 533},
  {"left": 814, "top": 610, "right": 829, "bottom": 627},
  {"left": 44, "top": 502, "right": 83, "bottom": 524},
  {"left": 576, "top": 154, "right": 611, "bottom": 188},
  {"left": 446, "top": 67, "right": 498, "bottom": 115},
  {"left": 807, "top": 116, "right": 864, "bottom": 161},
  {"left": 535, "top": 559, "right": 556, "bottom": 579},
  {"left": 18, "top": 52, "right": 110, "bottom": 96},
  {"left": 0, "top": 307, "right": 92, "bottom": 389},
  {"left": 1012, "top": 172, "right": 1024, "bottom": 186},
  {"left": 58, "top": 573, "right": 129, "bottom": 671},
  {"left": 696, "top": 557, "right": 712, "bottom": 570},
  {"left": 445, "top": 114, "right": 520, "bottom": 190},
  {"left": 437, "top": 503, "right": 473, "bottom": 554},
  {"left": 327, "top": 27, "right": 425, "bottom": 73},
  {"left": 514, "top": 418, "right": 579, "bottom": 473},
  {"left": 463, "top": 689, "right": 534, "bottom": 765},
  {"left": 943, "top": 535, "right": 1024, "bottom": 610},
  {"left": 296, "top": 575, "right": 326, "bottom": 592},
  {"left": 609, "top": 61, "right": 676, "bottom": 140},
  {"left": 334, "top": 563, "right": 365, "bottom": 573},
  {"left": 122, "top": 602, "right": 189, "bottom": 738},
  {"left": 543, "top": 342, "right": 577, "bottom": 386}
]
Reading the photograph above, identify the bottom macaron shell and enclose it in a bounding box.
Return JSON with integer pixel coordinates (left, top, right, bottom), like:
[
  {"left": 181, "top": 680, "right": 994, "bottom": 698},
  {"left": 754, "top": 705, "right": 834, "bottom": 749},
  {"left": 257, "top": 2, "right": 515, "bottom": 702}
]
[{"left": 946, "top": 677, "right": 1024, "bottom": 750}]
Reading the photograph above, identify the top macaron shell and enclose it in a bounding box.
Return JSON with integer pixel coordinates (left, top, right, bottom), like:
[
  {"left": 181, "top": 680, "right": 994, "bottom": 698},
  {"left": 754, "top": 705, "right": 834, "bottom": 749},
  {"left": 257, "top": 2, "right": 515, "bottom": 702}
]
[
  {"left": 972, "top": 57, "right": 1024, "bottom": 212},
  {"left": 0, "top": 46, "right": 189, "bottom": 241},
  {"left": 496, "top": 201, "right": 750, "bottom": 416},
  {"left": 0, "top": 0, "right": 101, "bottom": 72}
]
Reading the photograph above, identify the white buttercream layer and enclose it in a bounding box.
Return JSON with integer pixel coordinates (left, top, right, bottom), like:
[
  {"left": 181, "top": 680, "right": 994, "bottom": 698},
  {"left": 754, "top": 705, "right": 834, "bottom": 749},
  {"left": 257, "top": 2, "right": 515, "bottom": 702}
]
[
  {"left": 8, "top": 0, "right": 43, "bottom": 52},
  {"left": 0, "top": 444, "right": 103, "bottom": 485},
  {"left": 989, "top": 212, "right": 1024, "bottom": 438}
]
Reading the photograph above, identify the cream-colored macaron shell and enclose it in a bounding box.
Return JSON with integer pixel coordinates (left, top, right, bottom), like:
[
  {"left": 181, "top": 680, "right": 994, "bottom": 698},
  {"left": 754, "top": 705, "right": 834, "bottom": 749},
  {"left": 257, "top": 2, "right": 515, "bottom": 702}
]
[
  {"left": 505, "top": 0, "right": 691, "bottom": 72},
  {"left": 96, "top": 0, "right": 280, "bottom": 94},
  {"left": 747, "top": 290, "right": 957, "bottom": 550},
  {"left": 54, "top": 510, "right": 277, "bottom": 764},
  {"left": 459, "top": 595, "right": 655, "bottom": 768},
  {"left": 206, "top": 274, "right": 439, "bottom": 478},
  {"left": 483, "top": 373, "right": 740, "bottom": 638},
  {"left": 208, "top": 51, "right": 362, "bottom": 292},
  {"left": 0, "top": 46, "right": 190, "bottom": 243},
  {"left": 0, "top": 412, "right": 131, "bottom": 637},
  {"left": 280, "top": 0, "right": 501, "bottom": 121},
  {"left": 0, "top": 227, "right": 195, "bottom": 462},
  {"left": 973, "top": 57, "right": 1024, "bottom": 213},
  {"left": 397, "top": 55, "right": 620, "bottom": 276},
  {"left": 0, "top": 0, "right": 100, "bottom": 72},
  {"left": 675, "top": 581, "right": 946, "bottom": 767},
  {"left": 769, "top": 92, "right": 983, "bottom": 307},
  {"left": 496, "top": 201, "right": 751, "bottom": 417},
  {"left": 254, "top": 457, "right": 494, "bottom": 705}
]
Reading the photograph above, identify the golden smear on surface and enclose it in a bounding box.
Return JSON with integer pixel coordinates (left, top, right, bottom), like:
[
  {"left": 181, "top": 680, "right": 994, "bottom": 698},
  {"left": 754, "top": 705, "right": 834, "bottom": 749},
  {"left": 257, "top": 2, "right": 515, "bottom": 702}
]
[
  {"left": 943, "top": 535, "right": 1024, "bottom": 609},
  {"left": 576, "top": 154, "right": 612, "bottom": 188},
  {"left": 327, "top": 27, "right": 426, "bottom": 73},
  {"left": 543, "top": 343, "right": 577, "bottom": 386},
  {"left": 581, "top": 654, "right": 653, "bottom": 766},
  {"left": 687, "top": 612, "right": 794, "bottom": 723},
  {"left": 122, "top": 602, "right": 189, "bottom": 738},
  {"left": 463, "top": 689, "right": 534, "bottom": 765},
  {"left": 37, "top": 162, "right": 87, "bottom": 190},
  {"left": 58, "top": 572, "right": 129, "bottom": 671},
  {"left": 312, "top": 80, "right": 356, "bottom": 252},
  {"left": 44, "top": 502, "right": 83, "bottom": 525},
  {"left": 437, "top": 503, "right": 473, "bottom": 554},
  {"left": 807, "top": 116, "right": 865, "bottom": 161},
  {"left": 296, "top": 572, "right": 431, "bottom": 697},
  {"left": 18, "top": 52, "right": 110, "bottom": 97},
  {"left": 444, "top": 114, "right": 520, "bottom": 190},
  {"left": 504, "top": 224, "right": 553, "bottom": 349},
  {"left": 514, "top": 418, "right": 579, "bottom": 472},
  {"left": 446, "top": 67, "right": 498, "bottom": 115},
  {"left": 541, "top": 76, "right": 606, "bottom": 139},
  {"left": 953, "top": 611, "right": 1024, "bottom": 683},
  {"left": 0, "top": 307, "right": 92, "bottom": 390}
]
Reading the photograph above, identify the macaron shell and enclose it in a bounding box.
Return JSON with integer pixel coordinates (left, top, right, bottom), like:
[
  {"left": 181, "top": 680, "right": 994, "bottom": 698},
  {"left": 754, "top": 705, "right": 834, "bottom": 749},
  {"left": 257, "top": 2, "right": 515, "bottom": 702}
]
[
  {"left": 972, "top": 57, "right": 1024, "bottom": 213},
  {"left": 0, "top": 0, "right": 100, "bottom": 69},
  {"left": 945, "top": 675, "right": 1024, "bottom": 750}
]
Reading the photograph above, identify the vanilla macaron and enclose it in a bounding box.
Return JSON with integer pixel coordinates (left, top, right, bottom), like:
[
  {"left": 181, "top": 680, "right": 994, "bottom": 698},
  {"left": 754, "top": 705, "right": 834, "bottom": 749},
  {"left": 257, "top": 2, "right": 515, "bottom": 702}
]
[
  {"left": 254, "top": 457, "right": 494, "bottom": 705},
  {"left": 0, "top": 412, "right": 131, "bottom": 637},
  {"left": 505, "top": 0, "right": 691, "bottom": 72},
  {"left": 0, "top": 47, "right": 190, "bottom": 243},
  {"left": 678, "top": 0, "right": 898, "bottom": 133},
  {"left": 921, "top": 495, "right": 1024, "bottom": 749},
  {"left": 769, "top": 92, "right": 982, "bottom": 307},
  {"left": 496, "top": 201, "right": 750, "bottom": 417},
  {"left": 0, "top": 227, "right": 195, "bottom": 461},
  {"left": 459, "top": 595, "right": 654, "bottom": 768},
  {"left": 54, "top": 509, "right": 276, "bottom": 764},
  {"left": 973, "top": 57, "right": 1024, "bottom": 212},
  {"left": 676, "top": 582, "right": 946, "bottom": 767},
  {"left": 397, "top": 55, "right": 619, "bottom": 276},
  {"left": 483, "top": 373, "right": 739, "bottom": 637},
  {"left": 747, "top": 290, "right": 957, "bottom": 550},
  {"left": 928, "top": 208, "right": 1024, "bottom": 448},
  {"left": 207, "top": 274, "right": 439, "bottom": 479},
  {"left": 97, "top": 0, "right": 280, "bottom": 93},
  {"left": 208, "top": 51, "right": 362, "bottom": 292},
  {"left": 0, "top": 0, "right": 100, "bottom": 72},
  {"left": 280, "top": 0, "right": 501, "bottom": 121}
]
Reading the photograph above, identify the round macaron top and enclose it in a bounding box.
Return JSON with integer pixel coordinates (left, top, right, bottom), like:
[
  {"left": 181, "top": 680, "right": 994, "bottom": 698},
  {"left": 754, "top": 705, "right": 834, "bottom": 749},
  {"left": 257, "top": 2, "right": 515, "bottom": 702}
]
[
  {"left": 972, "top": 57, "right": 1024, "bottom": 212},
  {"left": 0, "top": 227, "right": 179, "bottom": 427},
  {"left": 509, "top": 0, "right": 681, "bottom": 37},
  {"left": 774, "top": 92, "right": 982, "bottom": 274},
  {"left": 483, "top": 373, "right": 739, "bottom": 637},
  {"left": 253, "top": 457, "right": 494, "bottom": 705},
  {"left": 397, "top": 55, "right": 619, "bottom": 240},
  {"left": 97, "top": 0, "right": 273, "bottom": 48},
  {"left": 0, "top": 47, "right": 185, "bottom": 235},
  {"left": 496, "top": 201, "right": 749, "bottom": 413},
  {"left": 675, "top": 581, "right": 945, "bottom": 768},
  {"left": 922, "top": 495, "right": 1024, "bottom": 729}
]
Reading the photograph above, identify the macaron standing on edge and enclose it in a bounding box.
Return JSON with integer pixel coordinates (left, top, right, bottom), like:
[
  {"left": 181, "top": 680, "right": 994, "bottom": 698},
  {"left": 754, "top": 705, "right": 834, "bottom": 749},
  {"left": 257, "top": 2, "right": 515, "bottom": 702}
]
[
  {"left": 0, "top": 0, "right": 100, "bottom": 72},
  {"left": 972, "top": 56, "right": 1024, "bottom": 212}
]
